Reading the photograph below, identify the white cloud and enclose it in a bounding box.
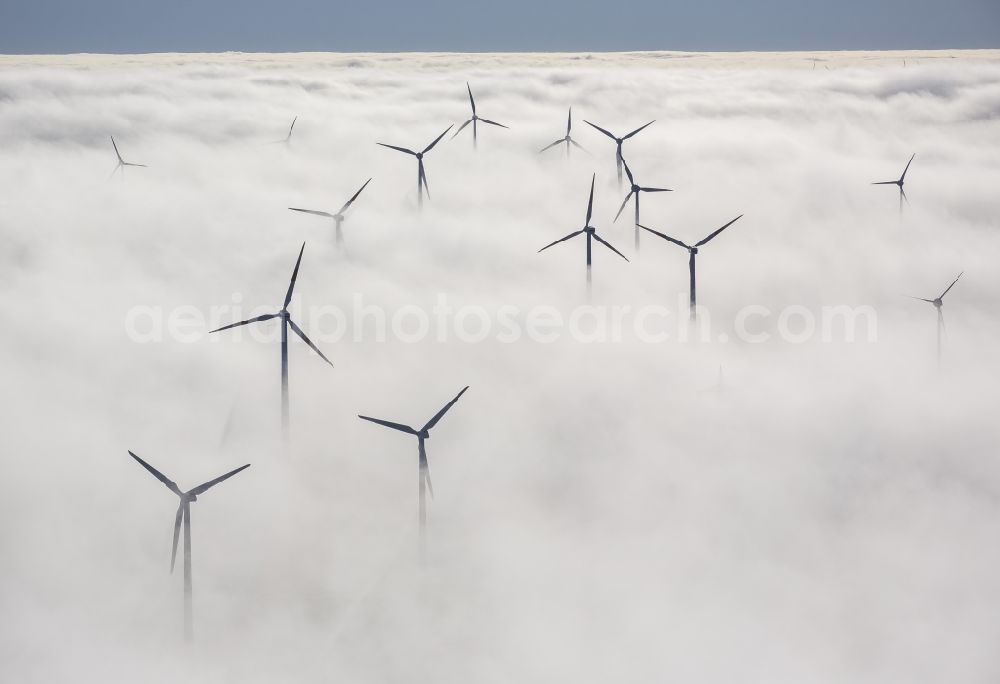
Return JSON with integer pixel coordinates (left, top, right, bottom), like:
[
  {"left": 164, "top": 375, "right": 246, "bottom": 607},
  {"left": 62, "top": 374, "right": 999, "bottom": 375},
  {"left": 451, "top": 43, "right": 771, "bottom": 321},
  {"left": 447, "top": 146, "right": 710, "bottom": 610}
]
[{"left": 1, "top": 50, "right": 1000, "bottom": 683}]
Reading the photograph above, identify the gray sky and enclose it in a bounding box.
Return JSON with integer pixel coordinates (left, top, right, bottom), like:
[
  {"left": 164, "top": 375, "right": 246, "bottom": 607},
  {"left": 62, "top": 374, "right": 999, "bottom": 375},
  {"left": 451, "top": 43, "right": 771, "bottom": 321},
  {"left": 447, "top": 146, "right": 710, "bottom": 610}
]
[{"left": 0, "top": 0, "right": 997, "bottom": 53}]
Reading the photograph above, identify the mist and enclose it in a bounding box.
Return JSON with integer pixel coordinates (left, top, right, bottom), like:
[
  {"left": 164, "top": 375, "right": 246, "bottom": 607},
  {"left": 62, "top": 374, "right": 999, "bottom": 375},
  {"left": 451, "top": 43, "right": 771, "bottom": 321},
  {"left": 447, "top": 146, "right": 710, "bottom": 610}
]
[{"left": 1, "top": 50, "right": 1000, "bottom": 683}]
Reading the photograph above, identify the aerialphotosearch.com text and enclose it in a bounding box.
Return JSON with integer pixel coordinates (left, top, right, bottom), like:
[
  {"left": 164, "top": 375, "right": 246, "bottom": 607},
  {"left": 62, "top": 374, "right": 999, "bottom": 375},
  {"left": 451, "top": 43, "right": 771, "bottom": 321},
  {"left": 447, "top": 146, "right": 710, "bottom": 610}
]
[{"left": 124, "top": 293, "right": 878, "bottom": 346}]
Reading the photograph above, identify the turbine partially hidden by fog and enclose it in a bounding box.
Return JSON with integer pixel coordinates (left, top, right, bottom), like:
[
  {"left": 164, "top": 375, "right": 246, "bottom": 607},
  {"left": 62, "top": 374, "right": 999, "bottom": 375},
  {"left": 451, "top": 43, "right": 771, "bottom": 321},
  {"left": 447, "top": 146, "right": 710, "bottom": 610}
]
[
  {"left": 640, "top": 215, "right": 743, "bottom": 317},
  {"left": 209, "top": 243, "right": 333, "bottom": 441},
  {"left": 452, "top": 82, "right": 508, "bottom": 149},
  {"left": 584, "top": 118, "right": 655, "bottom": 188},
  {"left": 376, "top": 125, "right": 453, "bottom": 209},
  {"left": 909, "top": 271, "right": 963, "bottom": 366},
  {"left": 539, "top": 107, "right": 586, "bottom": 157},
  {"left": 109, "top": 135, "right": 147, "bottom": 179},
  {"left": 538, "top": 173, "right": 629, "bottom": 296},
  {"left": 288, "top": 178, "right": 372, "bottom": 250},
  {"left": 872, "top": 152, "right": 916, "bottom": 213},
  {"left": 127, "top": 451, "right": 250, "bottom": 642},
  {"left": 358, "top": 386, "right": 469, "bottom": 559}
]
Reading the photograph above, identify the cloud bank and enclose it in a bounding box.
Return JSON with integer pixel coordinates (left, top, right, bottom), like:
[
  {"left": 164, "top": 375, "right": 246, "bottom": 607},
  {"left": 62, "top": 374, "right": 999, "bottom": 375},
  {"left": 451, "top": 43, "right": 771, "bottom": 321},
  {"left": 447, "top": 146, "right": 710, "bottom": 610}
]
[{"left": 1, "top": 51, "right": 1000, "bottom": 683}]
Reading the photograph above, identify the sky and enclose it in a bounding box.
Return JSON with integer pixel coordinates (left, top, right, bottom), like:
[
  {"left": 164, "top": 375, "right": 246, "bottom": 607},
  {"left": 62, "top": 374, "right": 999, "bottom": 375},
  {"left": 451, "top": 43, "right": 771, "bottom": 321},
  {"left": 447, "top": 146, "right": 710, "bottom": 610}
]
[
  {"left": 0, "top": 0, "right": 998, "bottom": 53},
  {"left": 1, "top": 50, "right": 1000, "bottom": 682}
]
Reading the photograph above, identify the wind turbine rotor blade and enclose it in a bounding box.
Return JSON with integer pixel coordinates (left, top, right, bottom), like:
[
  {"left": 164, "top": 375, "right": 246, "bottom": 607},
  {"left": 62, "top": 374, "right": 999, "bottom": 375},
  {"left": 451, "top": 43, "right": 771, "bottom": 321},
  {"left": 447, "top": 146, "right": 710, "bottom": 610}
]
[
  {"left": 566, "top": 107, "right": 572, "bottom": 135},
  {"left": 872, "top": 181, "right": 898, "bottom": 185},
  {"left": 568, "top": 139, "right": 588, "bottom": 152},
  {"left": 592, "top": 233, "right": 630, "bottom": 262},
  {"left": 423, "top": 463, "right": 435, "bottom": 500},
  {"left": 287, "top": 115, "right": 297, "bottom": 140},
  {"left": 358, "top": 415, "right": 418, "bottom": 434},
  {"left": 288, "top": 318, "right": 334, "bottom": 367},
  {"left": 695, "top": 214, "right": 743, "bottom": 247},
  {"left": 939, "top": 308, "right": 947, "bottom": 335},
  {"left": 422, "top": 385, "right": 469, "bottom": 432},
  {"left": 622, "top": 120, "right": 655, "bottom": 139},
  {"left": 289, "top": 208, "right": 335, "bottom": 218},
  {"left": 187, "top": 463, "right": 251, "bottom": 496},
  {"left": 613, "top": 192, "right": 634, "bottom": 222},
  {"left": 906, "top": 296, "right": 937, "bottom": 304},
  {"left": 539, "top": 139, "right": 563, "bottom": 153},
  {"left": 452, "top": 119, "right": 473, "bottom": 139},
  {"left": 376, "top": 142, "right": 417, "bottom": 156},
  {"left": 209, "top": 313, "right": 278, "bottom": 334},
  {"left": 638, "top": 224, "right": 690, "bottom": 250},
  {"left": 418, "top": 160, "right": 430, "bottom": 198},
  {"left": 111, "top": 136, "right": 123, "bottom": 162},
  {"left": 128, "top": 451, "right": 182, "bottom": 496},
  {"left": 467, "top": 82, "right": 476, "bottom": 115},
  {"left": 900, "top": 186, "right": 909, "bottom": 205},
  {"left": 585, "top": 174, "right": 595, "bottom": 225},
  {"left": 538, "top": 230, "right": 584, "bottom": 253},
  {"left": 283, "top": 242, "right": 306, "bottom": 309},
  {"left": 641, "top": 187, "right": 672, "bottom": 192},
  {"left": 478, "top": 118, "right": 508, "bottom": 129},
  {"left": 124, "top": 163, "right": 148, "bottom": 168},
  {"left": 170, "top": 504, "right": 183, "bottom": 573},
  {"left": 423, "top": 125, "right": 454, "bottom": 154},
  {"left": 900, "top": 153, "right": 915, "bottom": 181},
  {"left": 622, "top": 158, "right": 635, "bottom": 186},
  {"left": 939, "top": 272, "right": 963, "bottom": 299},
  {"left": 583, "top": 120, "right": 616, "bottom": 140},
  {"left": 337, "top": 178, "right": 372, "bottom": 215}
]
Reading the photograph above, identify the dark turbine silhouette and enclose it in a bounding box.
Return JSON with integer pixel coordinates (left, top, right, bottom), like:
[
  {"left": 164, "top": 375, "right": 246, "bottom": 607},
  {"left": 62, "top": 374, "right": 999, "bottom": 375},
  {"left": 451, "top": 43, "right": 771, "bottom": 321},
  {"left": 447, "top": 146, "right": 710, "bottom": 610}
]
[
  {"left": 270, "top": 116, "right": 297, "bottom": 145},
  {"left": 128, "top": 451, "right": 250, "bottom": 642},
  {"left": 288, "top": 178, "right": 372, "bottom": 249},
  {"left": 539, "top": 107, "right": 586, "bottom": 157},
  {"left": 583, "top": 119, "right": 655, "bottom": 188},
  {"left": 872, "top": 153, "right": 915, "bottom": 212},
  {"left": 639, "top": 215, "right": 743, "bottom": 317},
  {"left": 358, "top": 386, "right": 469, "bottom": 556},
  {"left": 909, "top": 271, "right": 962, "bottom": 365},
  {"left": 613, "top": 157, "right": 672, "bottom": 251},
  {"left": 453, "top": 83, "right": 508, "bottom": 149},
  {"left": 109, "top": 135, "right": 147, "bottom": 179},
  {"left": 377, "top": 126, "right": 453, "bottom": 209},
  {"left": 209, "top": 243, "right": 333, "bottom": 440},
  {"left": 538, "top": 173, "right": 629, "bottom": 295}
]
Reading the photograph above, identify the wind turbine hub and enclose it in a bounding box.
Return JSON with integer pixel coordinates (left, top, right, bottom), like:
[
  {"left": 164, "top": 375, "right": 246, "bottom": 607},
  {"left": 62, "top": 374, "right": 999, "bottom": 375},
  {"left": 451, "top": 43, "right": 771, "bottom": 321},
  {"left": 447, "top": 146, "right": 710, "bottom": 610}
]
[
  {"left": 690, "top": 247, "right": 699, "bottom": 254},
  {"left": 934, "top": 299, "right": 943, "bottom": 307},
  {"left": 416, "top": 152, "right": 423, "bottom": 160},
  {"left": 631, "top": 184, "right": 640, "bottom": 193},
  {"left": 584, "top": 225, "right": 596, "bottom": 234},
  {"left": 418, "top": 430, "right": 430, "bottom": 439},
  {"left": 615, "top": 138, "right": 623, "bottom": 144}
]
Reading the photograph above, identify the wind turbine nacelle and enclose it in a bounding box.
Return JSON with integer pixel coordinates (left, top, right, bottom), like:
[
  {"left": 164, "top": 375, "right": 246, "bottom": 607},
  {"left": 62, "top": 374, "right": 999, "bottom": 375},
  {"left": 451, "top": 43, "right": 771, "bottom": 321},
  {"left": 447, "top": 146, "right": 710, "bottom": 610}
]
[
  {"left": 418, "top": 430, "right": 431, "bottom": 439},
  {"left": 690, "top": 247, "right": 699, "bottom": 255}
]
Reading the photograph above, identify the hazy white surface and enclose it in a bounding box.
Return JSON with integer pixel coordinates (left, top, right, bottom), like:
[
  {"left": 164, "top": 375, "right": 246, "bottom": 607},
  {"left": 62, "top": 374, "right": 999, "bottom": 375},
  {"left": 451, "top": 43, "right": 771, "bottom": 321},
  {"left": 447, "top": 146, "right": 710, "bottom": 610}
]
[{"left": 1, "top": 51, "right": 1000, "bottom": 682}]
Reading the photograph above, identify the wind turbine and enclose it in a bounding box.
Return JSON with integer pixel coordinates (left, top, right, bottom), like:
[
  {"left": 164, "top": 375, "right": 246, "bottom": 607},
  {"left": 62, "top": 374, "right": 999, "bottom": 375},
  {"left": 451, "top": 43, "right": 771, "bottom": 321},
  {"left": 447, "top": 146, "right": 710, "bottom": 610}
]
[
  {"left": 288, "top": 178, "right": 372, "bottom": 249},
  {"left": 909, "top": 271, "right": 962, "bottom": 366},
  {"left": 613, "top": 157, "right": 672, "bottom": 251},
  {"left": 639, "top": 215, "right": 743, "bottom": 318},
  {"left": 583, "top": 119, "right": 655, "bottom": 188},
  {"left": 872, "top": 153, "right": 915, "bottom": 213},
  {"left": 209, "top": 243, "right": 333, "bottom": 440},
  {"left": 109, "top": 136, "right": 147, "bottom": 179},
  {"left": 452, "top": 83, "right": 508, "bottom": 149},
  {"left": 358, "top": 386, "right": 469, "bottom": 555},
  {"left": 377, "top": 126, "right": 453, "bottom": 209},
  {"left": 270, "top": 116, "right": 297, "bottom": 145},
  {"left": 127, "top": 450, "right": 250, "bottom": 642},
  {"left": 539, "top": 107, "right": 587, "bottom": 157},
  {"left": 538, "top": 173, "right": 629, "bottom": 296}
]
